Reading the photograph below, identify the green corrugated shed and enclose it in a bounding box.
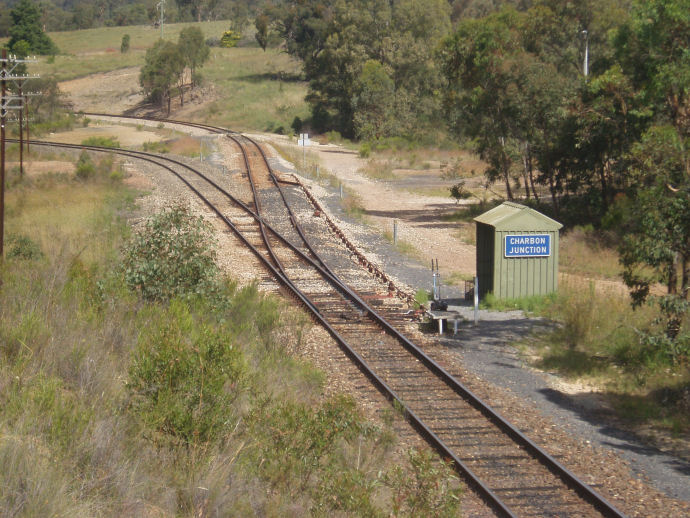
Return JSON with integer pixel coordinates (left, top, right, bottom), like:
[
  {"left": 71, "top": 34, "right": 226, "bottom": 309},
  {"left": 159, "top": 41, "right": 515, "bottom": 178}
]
[{"left": 474, "top": 202, "right": 563, "bottom": 300}]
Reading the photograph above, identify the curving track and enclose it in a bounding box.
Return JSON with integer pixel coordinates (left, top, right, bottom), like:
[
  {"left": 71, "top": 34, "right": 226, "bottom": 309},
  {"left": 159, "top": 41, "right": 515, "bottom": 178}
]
[{"left": 12, "top": 114, "right": 628, "bottom": 517}]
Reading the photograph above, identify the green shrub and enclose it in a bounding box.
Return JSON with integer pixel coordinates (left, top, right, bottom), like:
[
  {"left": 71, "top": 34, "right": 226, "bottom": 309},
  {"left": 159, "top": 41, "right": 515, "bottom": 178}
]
[
  {"left": 220, "top": 30, "right": 241, "bottom": 48},
  {"left": 75, "top": 150, "right": 96, "bottom": 179},
  {"left": 128, "top": 301, "right": 246, "bottom": 445},
  {"left": 313, "top": 468, "right": 382, "bottom": 516},
  {"left": 385, "top": 448, "right": 461, "bottom": 517},
  {"left": 120, "top": 34, "right": 130, "bottom": 53},
  {"left": 122, "top": 206, "right": 218, "bottom": 301},
  {"left": 81, "top": 136, "right": 120, "bottom": 148},
  {"left": 142, "top": 140, "right": 170, "bottom": 153},
  {"left": 75, "top": 150, "right": 120, "bottom": 181},
  {"left": 324, "top": 130, "right": 343, "bottom": 143},
  {"left": 108, "top": 165, "right": 124, "bottom": 181},
  {"left": 253, "top": 395, "right": 370, "bottom": 490},
  {"left": 6, "top": 234, "right": 43, "bottom": 260},
  {"left": 450, "top": 181, "right": 472, "bottom": 202}
]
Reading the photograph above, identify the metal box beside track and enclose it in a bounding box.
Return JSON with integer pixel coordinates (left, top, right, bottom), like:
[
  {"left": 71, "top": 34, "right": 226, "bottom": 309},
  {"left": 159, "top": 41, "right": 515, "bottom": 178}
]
[{"left": 474, "top": 202, "right": 563, "bottom": 300}]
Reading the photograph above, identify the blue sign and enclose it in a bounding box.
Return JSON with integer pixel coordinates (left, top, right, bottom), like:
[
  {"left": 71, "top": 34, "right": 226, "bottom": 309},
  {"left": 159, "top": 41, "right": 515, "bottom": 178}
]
[{"left": 505, "top": 234, "right": 551, "bottom": 257}]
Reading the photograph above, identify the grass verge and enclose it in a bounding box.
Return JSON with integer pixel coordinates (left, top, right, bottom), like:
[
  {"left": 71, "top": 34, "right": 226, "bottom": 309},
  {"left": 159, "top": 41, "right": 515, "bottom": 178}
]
[{"left": 489, "top": 282, "right": 690, "bottom": 441}]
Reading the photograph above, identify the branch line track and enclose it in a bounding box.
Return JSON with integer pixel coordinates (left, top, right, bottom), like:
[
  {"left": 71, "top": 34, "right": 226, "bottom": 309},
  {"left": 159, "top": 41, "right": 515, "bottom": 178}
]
[{"left": 17, "top": 116, "right": 627, "bottom": 517}]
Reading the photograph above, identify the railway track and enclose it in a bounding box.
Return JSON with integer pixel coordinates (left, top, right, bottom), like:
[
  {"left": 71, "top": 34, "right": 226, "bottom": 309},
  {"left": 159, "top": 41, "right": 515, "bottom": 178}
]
[{"left": 13, "top": 115, "right": 627, "bottom": 517}]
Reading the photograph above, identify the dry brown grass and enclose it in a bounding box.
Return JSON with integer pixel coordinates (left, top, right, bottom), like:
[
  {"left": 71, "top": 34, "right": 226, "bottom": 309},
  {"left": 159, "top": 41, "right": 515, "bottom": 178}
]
[
  {"left": 560, "top": 226, "right": 622, "bottom": 279},
  {"left": 357, "top": 159, "right": 397, "bottom": 181},
  {"left": 169, "top": 136, "right": 202, "bottom": 157}
]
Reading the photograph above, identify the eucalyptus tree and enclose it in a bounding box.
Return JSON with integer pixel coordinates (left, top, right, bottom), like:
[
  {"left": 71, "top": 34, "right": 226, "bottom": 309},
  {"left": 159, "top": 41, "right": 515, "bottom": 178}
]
[
  {"left": 261, "top": 0, "right": 450, "bottom": 138},
  {"left": 8, "top": 0, "right": 58, "bottom": 54},
  {"left": 140, "top": 40, "right": 185, "bottom": 115},
  {"left": 178, "top": 26, "right": 210, "bottom": 89},
  {"left": 439, "top": 7, "right": 525, "bottom": 199},
  {"left": 614, "top": 0, "right": 690, "bottom": 351}
]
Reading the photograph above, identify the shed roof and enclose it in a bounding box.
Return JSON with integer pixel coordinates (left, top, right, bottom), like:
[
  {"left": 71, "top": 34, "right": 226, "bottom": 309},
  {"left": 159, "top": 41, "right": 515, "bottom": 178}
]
[{"left": 473, "top": 202, "right": 563, "bottom": 231}]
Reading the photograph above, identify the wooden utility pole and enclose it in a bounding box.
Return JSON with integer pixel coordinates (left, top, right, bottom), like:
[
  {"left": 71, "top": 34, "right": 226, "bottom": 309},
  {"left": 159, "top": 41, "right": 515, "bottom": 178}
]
[
  {"left": 1, "top": 48, "right": 7, "bottom": 259},
  {"left": 0, "top": 50, "right": 37, "bottom": 259},
  {"left": 24, "top": 92, "right": 30, "bottom": 155},
  {"left": 18, "top": 84, "right": 23, "bottom": 176}
]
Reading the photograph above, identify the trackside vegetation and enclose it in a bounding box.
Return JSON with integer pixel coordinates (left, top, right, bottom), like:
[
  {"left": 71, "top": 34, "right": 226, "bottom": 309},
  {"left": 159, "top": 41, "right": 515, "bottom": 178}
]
[
  {"left": 0, "top": 151, "right": 462, "bottom": 516},
  {"left": 0, "top": 0, "right": 685, "bottom": 472}
]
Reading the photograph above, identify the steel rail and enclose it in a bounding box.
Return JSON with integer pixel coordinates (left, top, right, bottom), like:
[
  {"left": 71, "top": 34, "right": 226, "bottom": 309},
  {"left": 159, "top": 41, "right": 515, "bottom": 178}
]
[
  {"left": 81, "top": 112, "right": 229, "bottom": 135},
  {"left": 229, "top": 134, "right": 340, "bottom": 281},
  {"left": 81, "top": 113, "right": 423, "bottom": 303},
  {"left": 27, "top": 117, "right": 628, "bottom": 518},
  {"left": 223, "top": 137, "right": 524, "bottom": 516},
  {"left": 230, "top": 126, "right": 285, "bottom": 275}
]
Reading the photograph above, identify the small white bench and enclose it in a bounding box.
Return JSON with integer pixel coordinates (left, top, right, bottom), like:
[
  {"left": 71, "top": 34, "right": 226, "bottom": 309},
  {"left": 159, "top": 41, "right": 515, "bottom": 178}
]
[{"left": 425, "top": 310, "right": 462, "bottom": 335}]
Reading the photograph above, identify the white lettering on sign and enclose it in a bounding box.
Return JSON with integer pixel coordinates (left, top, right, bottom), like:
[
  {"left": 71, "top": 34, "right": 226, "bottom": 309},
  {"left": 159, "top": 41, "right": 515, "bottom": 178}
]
[
  {"left": 507, "top": 236, "right": 548, "bottom": 246},
  {"left": 504, "top": 234, "right": 551, "bottom": 257}
]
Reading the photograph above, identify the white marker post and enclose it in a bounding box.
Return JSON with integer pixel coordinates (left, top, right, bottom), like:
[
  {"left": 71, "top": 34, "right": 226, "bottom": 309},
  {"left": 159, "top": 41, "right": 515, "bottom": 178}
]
[
  {"left": 474, "top": 276, "right": 479, "bottom": 326},
  {"left": 297, "top": 132, "right": 310, "bottom": 170}
]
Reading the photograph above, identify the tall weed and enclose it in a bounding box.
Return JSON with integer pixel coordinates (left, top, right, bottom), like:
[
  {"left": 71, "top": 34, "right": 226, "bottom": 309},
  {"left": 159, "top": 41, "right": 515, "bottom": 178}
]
[{"left": 128, "top": 301, "right": 247, "bottom": 446}]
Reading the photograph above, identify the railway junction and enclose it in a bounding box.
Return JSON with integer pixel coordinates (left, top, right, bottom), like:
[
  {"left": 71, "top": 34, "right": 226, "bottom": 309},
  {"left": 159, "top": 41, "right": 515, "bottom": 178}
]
[{"left": 12, "top": 113, "right": 690, "bottom": 517}]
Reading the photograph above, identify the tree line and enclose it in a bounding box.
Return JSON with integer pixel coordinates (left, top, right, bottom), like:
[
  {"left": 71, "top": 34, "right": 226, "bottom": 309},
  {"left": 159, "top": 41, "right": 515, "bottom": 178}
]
[
  {"left": 2, "top": 0, "right": 687, "bottom": 363},
  {"left": 441, "top": 0, "right": 689, "bottom": 357},
  {"left": 0, "top": 0, "right": 262, "bottom": 34}
]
